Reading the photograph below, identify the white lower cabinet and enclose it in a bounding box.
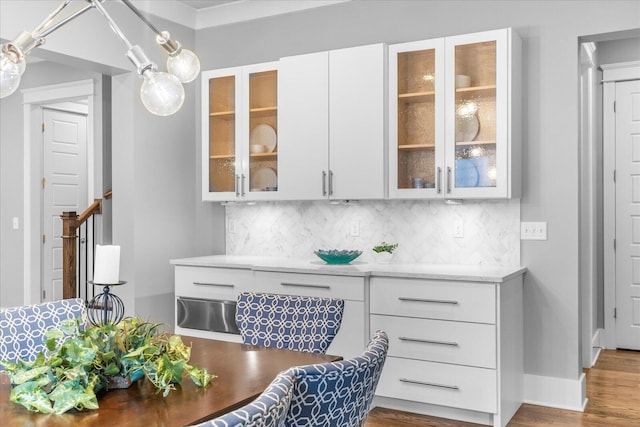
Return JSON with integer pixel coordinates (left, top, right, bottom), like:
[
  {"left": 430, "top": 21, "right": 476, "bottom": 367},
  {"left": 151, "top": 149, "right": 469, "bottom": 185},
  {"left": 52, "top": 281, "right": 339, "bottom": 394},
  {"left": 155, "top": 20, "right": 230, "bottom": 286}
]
[
  {"left": 253, "top": 271, "right": 368, "bottom": 359},
  {"left": 370, "top": 275, "right": 523, "bottom": 427},
  {"left": 173, "top": 263, "right": 367, "bottom": 360}
]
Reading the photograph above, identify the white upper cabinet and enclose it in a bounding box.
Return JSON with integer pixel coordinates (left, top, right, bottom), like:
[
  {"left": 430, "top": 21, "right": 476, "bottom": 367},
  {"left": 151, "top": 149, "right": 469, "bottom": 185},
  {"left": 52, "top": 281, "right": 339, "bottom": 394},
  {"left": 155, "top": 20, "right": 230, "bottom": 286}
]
[
  {"left": 389, "top": 28, "right": 521, "bottom": 199},
  {"left": 278, "top": 44, "right": 387, "bottom": 200},
  {"left": 201, "top": 62, "right": 279, "bottom": 202}
]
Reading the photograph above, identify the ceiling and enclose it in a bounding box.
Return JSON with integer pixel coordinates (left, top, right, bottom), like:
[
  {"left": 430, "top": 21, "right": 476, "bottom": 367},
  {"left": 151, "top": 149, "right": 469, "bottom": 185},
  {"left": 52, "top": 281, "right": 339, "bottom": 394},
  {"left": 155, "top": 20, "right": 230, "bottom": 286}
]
[{"left": 133, "top": 0, "right": 350, "bottom": 30}]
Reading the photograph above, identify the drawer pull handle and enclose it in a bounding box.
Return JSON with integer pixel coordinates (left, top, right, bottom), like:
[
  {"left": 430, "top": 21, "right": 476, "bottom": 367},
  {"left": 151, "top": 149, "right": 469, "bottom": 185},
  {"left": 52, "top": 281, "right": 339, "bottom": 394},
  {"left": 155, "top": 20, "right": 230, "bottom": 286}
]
[
  {"left": 193, "top": 282, "right": 235, "bottom": 288},
  {"left": 281, "top": 282, "right": 331, "bottom": 289},
  {"left": 398, "top": 337, "right": 459, "bottom": 347},
  {"left": 398, "top": 297, "right": 459, "bottom": 305},
  {"left": 400, "top": 378, "right": 459, "bottom": 390}
]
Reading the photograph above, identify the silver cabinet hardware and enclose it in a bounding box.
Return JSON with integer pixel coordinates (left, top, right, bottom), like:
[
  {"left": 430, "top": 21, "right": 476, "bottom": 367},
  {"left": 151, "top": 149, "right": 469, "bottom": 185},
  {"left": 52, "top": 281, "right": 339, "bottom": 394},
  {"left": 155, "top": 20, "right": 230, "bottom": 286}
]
[
  {"left": 241, "top": 174, "right": 246, "bottom": 196},
  {"left": 322, "top": 171, "right": 327, "bottom": 196},
  {"left": 193, "top": 282, "right": 235, "bottom": 288},
  {"left": 398, "top": 297, "right": 459, "bottom": 305},
  {"left": 447, "top": 166, "right": 452, "bottom": 194},
  {"left": 329, "top": 170, "right": 334, "bottom": 195},
  {"left": 398, "top": 336, "right": 459, "bottom": 346},
  {"left": 235, "top": 174, "right": 240, "bottom": 197},
  {"left": 400, "top": 378, "right": 459, "bottom": 390},
  {"left": 281, "top": 282, "right": 331, "bottom": 289},
  {"left": 437, "top": 167, "right": 442, "bottom": 194}
]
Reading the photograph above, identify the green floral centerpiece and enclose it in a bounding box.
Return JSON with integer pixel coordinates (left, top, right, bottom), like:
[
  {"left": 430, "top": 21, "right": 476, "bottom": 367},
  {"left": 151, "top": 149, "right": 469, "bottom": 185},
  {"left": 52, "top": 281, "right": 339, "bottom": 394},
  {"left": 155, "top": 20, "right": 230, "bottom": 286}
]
[
  {"left": 1, "top": 317, "right": 214, "bottom": 414},
  {"left": 372, "top": 242, "right": 398, "bottom": 264},
  {"left": 372, "top": 242, "right": 398, "bottom": 254}
]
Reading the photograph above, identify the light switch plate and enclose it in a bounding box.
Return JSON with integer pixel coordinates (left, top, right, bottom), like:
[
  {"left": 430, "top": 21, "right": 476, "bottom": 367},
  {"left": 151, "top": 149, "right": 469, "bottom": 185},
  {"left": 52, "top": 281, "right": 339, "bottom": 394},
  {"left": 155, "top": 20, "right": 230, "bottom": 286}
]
[
  {"left": 12, "top": 217, "right": 19, "bottom": 230},
  {"left": 521, "top": 221, "right": 547, "bottom": 240}
]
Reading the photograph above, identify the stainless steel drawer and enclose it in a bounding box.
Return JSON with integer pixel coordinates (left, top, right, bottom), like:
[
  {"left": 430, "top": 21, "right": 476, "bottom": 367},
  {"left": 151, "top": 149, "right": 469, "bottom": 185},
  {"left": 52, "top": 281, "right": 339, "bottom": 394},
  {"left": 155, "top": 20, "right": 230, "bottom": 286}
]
[{"left": 176, "top": 297, "right": 239, "bottom": 334}]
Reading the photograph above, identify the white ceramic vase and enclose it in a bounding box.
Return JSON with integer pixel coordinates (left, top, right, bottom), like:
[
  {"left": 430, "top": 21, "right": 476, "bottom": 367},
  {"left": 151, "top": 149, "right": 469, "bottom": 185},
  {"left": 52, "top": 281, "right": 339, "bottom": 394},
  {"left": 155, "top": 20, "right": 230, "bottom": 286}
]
[{"left": 374, "top": 251, "right": 393, "bottom": 264}]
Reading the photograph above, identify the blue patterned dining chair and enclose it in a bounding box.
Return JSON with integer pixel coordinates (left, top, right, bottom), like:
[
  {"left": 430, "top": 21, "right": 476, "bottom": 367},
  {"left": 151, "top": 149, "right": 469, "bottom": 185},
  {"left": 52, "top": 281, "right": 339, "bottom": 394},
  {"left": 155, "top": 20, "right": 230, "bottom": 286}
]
[
  {"left": 196, "top": 370, "right": 296, "bottom": 427},
  {"left": 0, "top": 298, "right": 86, "bottom": 370},
  {"left": 235, "top": 292, "right": 344, "bottom": 354},
  {"left": 284, "top": 330, "right": 389, "bottom": 427}
]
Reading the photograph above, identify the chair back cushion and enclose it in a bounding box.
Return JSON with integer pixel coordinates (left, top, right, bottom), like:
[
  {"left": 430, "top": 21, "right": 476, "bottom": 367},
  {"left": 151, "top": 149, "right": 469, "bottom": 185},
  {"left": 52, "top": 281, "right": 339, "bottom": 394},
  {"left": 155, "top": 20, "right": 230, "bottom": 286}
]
[
  {"left": 200, "top": 370, "right": 295, "bottom": 427},
  {"left": 236, "top": 292, "right": 344, "bottom": 354},
  {"left": 0, "top": 298, "right": 86, "bottom": 369},
  {"left": 284, "top": 330, "right": 389, "bottom": 427}
]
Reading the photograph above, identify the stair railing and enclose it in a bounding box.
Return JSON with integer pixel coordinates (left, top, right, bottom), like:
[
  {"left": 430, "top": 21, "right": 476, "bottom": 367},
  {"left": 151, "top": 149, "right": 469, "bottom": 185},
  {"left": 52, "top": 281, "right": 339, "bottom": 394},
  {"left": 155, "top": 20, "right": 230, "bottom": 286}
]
[{"left": 61, "top": 190, "right": 112, "bottom": 300}]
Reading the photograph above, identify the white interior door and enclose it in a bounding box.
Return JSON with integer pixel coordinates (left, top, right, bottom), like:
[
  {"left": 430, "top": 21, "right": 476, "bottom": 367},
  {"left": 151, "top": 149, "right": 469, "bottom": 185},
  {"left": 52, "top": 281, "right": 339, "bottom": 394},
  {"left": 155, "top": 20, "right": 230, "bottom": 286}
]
[
  {"left": 42, "top": 108, "right": 87, "bottom": 302},
  {"left": 615, "top": 79, "right": 640, "bottom": 350}
]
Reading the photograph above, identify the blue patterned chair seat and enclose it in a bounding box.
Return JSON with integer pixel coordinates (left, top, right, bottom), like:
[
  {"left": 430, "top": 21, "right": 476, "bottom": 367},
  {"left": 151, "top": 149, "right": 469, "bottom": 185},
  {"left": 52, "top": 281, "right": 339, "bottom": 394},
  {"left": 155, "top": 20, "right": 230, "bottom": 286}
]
[
  {"left": 197, "top": 370, "right": 296, "bottom": 427},
  {"left": 284, "top": 330, "right": 389, "bottom": 427},
  {"left": 0, "top": 298, "right": 86, "bottom": 370},
  {"left": 235, "top": 292, "right": 344, "bottom": 354}
]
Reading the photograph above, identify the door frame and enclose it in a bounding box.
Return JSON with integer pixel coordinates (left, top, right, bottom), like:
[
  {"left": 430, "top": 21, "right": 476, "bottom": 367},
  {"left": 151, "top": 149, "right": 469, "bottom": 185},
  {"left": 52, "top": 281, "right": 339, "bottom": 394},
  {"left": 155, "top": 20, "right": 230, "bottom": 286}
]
[
  {"left": 21, "top": 79, "right": 95, "bottom": 305},
  {"left": 602, "top": 61, "right": 640, "bottom": 349}
]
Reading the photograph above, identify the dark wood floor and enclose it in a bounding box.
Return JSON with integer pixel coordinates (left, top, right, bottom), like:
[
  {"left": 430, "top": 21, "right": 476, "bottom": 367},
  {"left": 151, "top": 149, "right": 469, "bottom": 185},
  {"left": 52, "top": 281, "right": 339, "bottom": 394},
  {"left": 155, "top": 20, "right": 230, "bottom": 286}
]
[{"left": 365, "top": 349, "right": 640, "bottom": 426}]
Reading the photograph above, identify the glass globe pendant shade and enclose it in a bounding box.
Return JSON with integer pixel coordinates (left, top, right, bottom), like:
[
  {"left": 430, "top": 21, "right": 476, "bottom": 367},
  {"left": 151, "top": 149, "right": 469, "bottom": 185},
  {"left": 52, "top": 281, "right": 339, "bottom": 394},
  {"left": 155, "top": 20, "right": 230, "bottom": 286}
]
[
  {"left": 0, "top": 44, "right": 26, "bottom": 99},
  {"left": 167, "top": 48, "right": 200, "bottom": 83},
  {"left": 139, "top": 69, "right": 185, "bottom": 116}
]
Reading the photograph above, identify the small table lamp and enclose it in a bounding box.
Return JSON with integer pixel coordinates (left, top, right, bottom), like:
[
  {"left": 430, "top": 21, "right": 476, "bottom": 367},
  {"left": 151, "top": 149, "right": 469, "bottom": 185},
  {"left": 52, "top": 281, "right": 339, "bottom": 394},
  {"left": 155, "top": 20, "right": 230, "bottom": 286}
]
[{"left": 87, "top": 245, "right": 126, "bottom": 326}]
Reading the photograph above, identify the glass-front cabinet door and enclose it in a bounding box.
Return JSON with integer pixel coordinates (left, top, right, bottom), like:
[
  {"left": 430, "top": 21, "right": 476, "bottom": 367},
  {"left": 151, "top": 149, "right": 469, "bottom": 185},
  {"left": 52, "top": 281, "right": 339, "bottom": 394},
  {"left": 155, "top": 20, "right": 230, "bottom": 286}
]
[
  {"left": 445, "top": 28, "right": 520, "bottom": 199},
  {"left": 389, "top": 28, "right": 520, "bottom": 200},
  {"left": 389, "top": 39, "right": 444, "bottom": 199},
  {"left": 201, "top": 62, "right": 278, "bottom": 201}
]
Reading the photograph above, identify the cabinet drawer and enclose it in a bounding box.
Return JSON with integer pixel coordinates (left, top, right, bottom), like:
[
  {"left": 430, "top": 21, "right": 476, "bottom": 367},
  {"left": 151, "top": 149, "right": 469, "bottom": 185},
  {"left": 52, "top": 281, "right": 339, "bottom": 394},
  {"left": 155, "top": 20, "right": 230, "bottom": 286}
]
[
  {"left": 371, "top": 315, "right": 496, "bottom": 369},
  {"left": 253, "top": 271, "right": 365, "bottom": 301},
  {"left": 175, "top": 266, "right": 253, "bottom": 301},
  {"left": 370, "top": 277, "right": 495, "bottom": 323},
  {"left": 376, "top": 357, "right": 497, "bottom": 413}
]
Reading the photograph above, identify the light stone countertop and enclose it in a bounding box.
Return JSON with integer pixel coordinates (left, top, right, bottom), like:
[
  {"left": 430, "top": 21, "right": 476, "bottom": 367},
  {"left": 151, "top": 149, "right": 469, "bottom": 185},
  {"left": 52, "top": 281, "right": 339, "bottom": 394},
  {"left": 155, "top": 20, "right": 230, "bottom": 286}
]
[{"left": 170, "top": 255, "right": 526, "bottom": 283}]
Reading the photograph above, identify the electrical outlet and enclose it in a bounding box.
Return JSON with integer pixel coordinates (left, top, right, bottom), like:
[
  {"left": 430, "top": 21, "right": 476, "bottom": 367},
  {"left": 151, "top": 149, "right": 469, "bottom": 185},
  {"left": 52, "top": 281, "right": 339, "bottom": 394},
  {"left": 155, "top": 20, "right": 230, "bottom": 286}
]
[
  {"left": 521, "top": 221, "right": 548, "bottom": 240},
  {"left": 453, "top": 220, "right": 464, "bottom": 238},
  {"left": 349, "top": 220, "right": 360, "bottom": 237}
]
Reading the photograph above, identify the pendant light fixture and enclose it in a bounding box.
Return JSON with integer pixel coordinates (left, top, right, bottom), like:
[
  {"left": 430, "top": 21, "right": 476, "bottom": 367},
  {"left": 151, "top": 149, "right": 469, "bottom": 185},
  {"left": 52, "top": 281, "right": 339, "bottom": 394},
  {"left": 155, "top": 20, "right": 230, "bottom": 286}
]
[{"left": 0, "top": 0, "right": 201, "bottom": 116}]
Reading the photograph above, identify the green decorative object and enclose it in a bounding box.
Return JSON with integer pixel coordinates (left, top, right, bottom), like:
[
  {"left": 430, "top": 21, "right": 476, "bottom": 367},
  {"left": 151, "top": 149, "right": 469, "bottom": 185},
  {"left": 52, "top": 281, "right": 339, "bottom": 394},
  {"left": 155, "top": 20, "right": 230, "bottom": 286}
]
[
  {"left": 1, "top": 317, "right": 214, "bottom": 414},
  {"left": 372, "top": 242, "right": 399, "bottom": 254},
  {"left": 314, "top": 249, "right": 362, "bottom": 264}
]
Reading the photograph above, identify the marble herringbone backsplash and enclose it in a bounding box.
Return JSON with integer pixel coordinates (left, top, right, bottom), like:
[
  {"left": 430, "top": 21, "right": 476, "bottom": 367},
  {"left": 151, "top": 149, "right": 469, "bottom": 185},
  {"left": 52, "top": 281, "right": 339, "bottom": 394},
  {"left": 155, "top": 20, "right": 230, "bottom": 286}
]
[{"left": 225, "top": 199, "right": 520, "bottom": 266}]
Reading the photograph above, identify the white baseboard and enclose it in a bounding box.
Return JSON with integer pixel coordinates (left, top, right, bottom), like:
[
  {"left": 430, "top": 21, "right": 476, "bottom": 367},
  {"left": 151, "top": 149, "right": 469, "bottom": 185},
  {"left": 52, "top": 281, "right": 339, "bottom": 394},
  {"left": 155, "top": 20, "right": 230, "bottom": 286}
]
[
  {"left": 372, "top": 396, "right": 492, "bottom": 426},
  {"left": 523, "top": 373, "right": 587, "bottom": 411},
  {"left": 591, "top": 328, "right": 604, "bottom": 366}
]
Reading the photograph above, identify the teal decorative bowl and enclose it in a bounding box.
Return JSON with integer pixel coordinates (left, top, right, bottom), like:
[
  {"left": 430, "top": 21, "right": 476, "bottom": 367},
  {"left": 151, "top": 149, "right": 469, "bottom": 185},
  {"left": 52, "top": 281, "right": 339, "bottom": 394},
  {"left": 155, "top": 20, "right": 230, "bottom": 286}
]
[{"left": 314, "top": 249, "right": 362, "bottom": 264}]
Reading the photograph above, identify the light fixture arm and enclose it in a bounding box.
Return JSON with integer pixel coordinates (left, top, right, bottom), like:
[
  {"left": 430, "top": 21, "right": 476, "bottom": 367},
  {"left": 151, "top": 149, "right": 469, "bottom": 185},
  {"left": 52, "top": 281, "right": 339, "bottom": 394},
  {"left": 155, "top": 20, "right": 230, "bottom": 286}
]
[
  {"left": 39, "top": 2, "right": 96, "bottom": 39},
  {"left": 119, "top": 0, "right": 163, "bottom": 38},
  {"left": 90, "top": 0, "right": 134, "bottom": 50}
]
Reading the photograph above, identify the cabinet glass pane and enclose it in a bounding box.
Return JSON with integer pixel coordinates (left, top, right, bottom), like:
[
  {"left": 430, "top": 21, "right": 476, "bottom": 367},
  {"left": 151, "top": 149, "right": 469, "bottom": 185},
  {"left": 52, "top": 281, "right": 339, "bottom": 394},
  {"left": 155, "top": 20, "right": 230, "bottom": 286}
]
[
  {"left": 248, "top": 70, "right": 278, "bottom": 193},
  {"left": 454, "top": 40, "right": 496, "bottom": 188},
  {"left": 208, "top": 76, "right": 236, "bottom": 193},
  {"left": 396, "top": 49, "right": 437, "bottom": 190}
]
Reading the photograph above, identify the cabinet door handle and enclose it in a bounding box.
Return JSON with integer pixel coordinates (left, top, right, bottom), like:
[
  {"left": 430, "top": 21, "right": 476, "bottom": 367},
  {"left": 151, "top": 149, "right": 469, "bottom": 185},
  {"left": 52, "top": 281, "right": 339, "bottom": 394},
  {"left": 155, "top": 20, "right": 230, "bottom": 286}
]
[
  {"left": 281, "top": 282, "right": 331, "bottom": 290},
  {"left": 398, "top": 297, "right": 459, "bottom": 305},
  {"left": 400, "top": 378, "right": 459, "bottom": 390},
  {"left": 235, "top": 174, "right": 240, "bottom": 197},
  {"left": 241, "top": 174, "right": 246, "bottom": 196},
  {"left": 322, "top": 171, "right": 327, "bottom": 196},
  {"left": 329, "top": 170, "right": 334, "bottom": 196},
  {"left": 437, "top": 167, "right": 442, "bottom": 194},
  {"left": 193, "top": 282, "right": 235, "bottom": 288},
  {"left": 399, "top": 336, "right": 459, "bottom": 347},
  {"left": 446, "top": 166, "right": 452, "bottom": 194}
]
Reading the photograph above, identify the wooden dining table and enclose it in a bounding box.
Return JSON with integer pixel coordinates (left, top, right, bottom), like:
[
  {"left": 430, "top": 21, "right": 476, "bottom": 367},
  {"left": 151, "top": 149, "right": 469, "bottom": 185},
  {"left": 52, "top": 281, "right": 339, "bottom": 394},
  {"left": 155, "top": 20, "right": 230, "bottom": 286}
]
[{"left": 0, "top": 336, "right": 341, "bottom": 427}]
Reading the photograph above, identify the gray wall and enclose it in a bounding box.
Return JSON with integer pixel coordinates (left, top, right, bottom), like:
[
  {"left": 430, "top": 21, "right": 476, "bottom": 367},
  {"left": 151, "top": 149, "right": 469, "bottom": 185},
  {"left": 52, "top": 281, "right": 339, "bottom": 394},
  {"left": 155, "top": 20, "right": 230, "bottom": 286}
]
[
  {"left": 0, "top": 1, "right": 225, "bottom": 325},
  {"left": 194, "top": 0, "right": 640, "bottom": 385},
  {"left": 0, "top": 61, "right": 100, "bottom": 308}
]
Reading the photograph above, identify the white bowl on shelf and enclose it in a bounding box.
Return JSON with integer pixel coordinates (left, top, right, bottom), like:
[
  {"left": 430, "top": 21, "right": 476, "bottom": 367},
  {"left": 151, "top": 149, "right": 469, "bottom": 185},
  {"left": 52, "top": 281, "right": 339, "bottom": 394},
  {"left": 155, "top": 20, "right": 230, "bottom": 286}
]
[{"left": 250, "top": 144, "right": 267, "bottom": 153}]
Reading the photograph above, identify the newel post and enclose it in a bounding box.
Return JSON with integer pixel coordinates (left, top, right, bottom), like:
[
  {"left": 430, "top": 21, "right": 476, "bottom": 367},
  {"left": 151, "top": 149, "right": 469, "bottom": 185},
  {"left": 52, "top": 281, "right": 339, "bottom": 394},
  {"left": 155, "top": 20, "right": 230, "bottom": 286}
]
[{"left": 61, "top": 211, "right": 78, "bottom": 299}]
